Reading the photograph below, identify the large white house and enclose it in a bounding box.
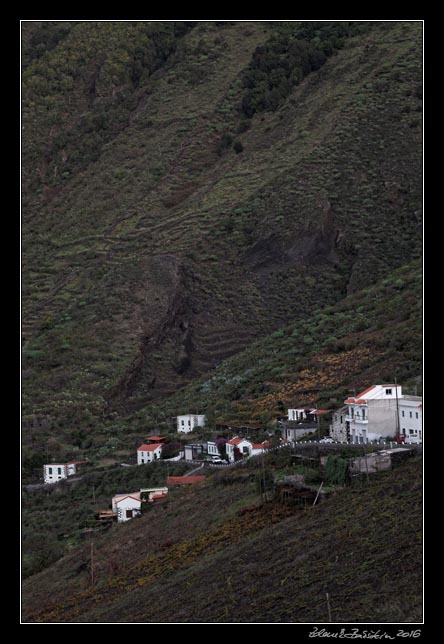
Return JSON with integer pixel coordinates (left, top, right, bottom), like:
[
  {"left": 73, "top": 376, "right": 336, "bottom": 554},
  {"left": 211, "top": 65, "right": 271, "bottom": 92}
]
[
  {"left": 112, "top": 492, "right": 142, "bottom": 522},
  {"left": 177, "top": 414, "right": 206, "bottom": 433},
  {"left": 344, "top": 384, "right": 402, "bottom": 444},
  {"left": 137, "top": 443, "right": 163, "bottom": 464},
  {"left": 226, "top": 437, "right": 271, "bottom": 463},
  {"left": 43, "top": 461, "right": 84, "bottom": 484},
  {"left": 399, "top": 396, "right": 422, "bottom": 443}
]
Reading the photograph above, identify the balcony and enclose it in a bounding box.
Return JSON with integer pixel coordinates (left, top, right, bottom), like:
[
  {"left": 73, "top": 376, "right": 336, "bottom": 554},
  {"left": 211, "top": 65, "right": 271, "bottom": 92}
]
[{"left": 345, "top": 415, "right": 368, "bottom": 424}]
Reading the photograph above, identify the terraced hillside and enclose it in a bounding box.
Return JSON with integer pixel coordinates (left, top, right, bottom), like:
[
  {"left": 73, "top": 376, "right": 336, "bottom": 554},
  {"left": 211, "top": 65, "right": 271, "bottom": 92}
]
[
  {"left": 22, "top": 21, "right": 422, "bottom": 454},
  {"left": 22, "top": 455, "right": 422, "bottom": 623},
  {"left": 162, "top": 260, "right": 422, "bottom": 427}
]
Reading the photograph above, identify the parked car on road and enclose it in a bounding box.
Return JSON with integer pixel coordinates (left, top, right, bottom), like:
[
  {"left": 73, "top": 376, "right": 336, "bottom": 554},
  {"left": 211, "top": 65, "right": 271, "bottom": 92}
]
[{"left": 319, "top": 437, "right": 335, "bottom": 443}]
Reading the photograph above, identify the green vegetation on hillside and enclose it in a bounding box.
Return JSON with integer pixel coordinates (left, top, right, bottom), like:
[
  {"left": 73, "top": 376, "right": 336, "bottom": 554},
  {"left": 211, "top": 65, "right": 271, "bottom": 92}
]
[
  {"left": 22, "top": 460, "right": 192, "bottom": 579},
  {"left": 22, "top": 21, "right": 422, "bottom": 459},
  {"left": 21, "top": 21, "right": 423, "bottom": 617},
  {"left": 132, "top": 259, "right": 422, "bottom": 429},
  {"left": 241, "top": 21, "right": 373, "bottom": 117},
  {"left": 22, "top": 455, "right": 422, "bottom": 623}
]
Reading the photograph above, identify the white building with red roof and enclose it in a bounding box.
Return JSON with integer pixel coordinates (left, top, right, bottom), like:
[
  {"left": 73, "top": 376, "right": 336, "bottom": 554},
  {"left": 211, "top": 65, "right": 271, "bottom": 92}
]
[
  {"left": 343, "top": 384, "right": 404, "bottom": 444},
  {"left": 112, "top": 492, "right": 142, "bottom": 522},
  {"left": 226, "top": 437, "right": 271, "bottom": 462},
  {"left": 137, "top": 443, "right": 163, "bottom": 465}
]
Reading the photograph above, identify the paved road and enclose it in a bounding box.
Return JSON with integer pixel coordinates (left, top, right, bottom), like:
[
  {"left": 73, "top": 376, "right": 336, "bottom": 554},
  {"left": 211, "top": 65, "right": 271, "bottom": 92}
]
[{"left": 24, "top": 475, "right": 84, "bottom": 492}]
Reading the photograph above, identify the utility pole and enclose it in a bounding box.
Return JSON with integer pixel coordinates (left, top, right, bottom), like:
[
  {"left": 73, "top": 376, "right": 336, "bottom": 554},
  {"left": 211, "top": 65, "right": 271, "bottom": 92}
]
[
  {"left": 395, "top": 377, "right": 401, "bottom": 440},
  {"left": 326, "top": 592, "right": 332, "bottom": 622},
  {"left": 261, "top": 452, "right": 266, "bottom": 503}
]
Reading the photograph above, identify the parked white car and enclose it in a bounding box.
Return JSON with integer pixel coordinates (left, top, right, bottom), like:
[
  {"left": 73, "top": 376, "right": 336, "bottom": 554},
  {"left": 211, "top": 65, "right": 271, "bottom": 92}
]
[{"left": 319, "top": 437, "right": 335, "bottom": 443}]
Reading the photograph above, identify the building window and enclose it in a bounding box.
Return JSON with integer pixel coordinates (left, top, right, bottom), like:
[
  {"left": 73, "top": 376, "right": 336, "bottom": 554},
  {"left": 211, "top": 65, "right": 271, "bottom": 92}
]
[
  {"left": 48, "top": 467, "right": 52, "bottom": 475},
  {"left": 362, "top": 409, "right": 366, "bottom": 420},
  {"left": 141, "top": 458, "right": 144, "bottom": 464},
  {"left": 126, "top": 510, "right": 133, "bottom": 518},
  {"left": 385, "top": 388, "right": 392, "bottom": 395},
  {"left": 409, "top": 429, "right": 416, "bottom": 435},
  {"left": 416, "top": 412, "right": 419, "bottom": 419},
  {"left": 402, "top": 411, "right": 405, "bottom": 417},
  {"left": 57, "top": 467, "right": 62, "bottom": 475},
  {"left": 181, "top": 420, "right": 184, "bottom": 426},
  {"left": 409, "top": 411, "right": 412, "bottom": 418}
]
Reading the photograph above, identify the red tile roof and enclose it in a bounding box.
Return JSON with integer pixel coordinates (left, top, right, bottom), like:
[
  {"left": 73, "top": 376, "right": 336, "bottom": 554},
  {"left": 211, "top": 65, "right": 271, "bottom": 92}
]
[
  {"left": 344, "top": 398, "right": 355, "bottom": 404},
  {"left": 312, "top": 409, "right": 330, "bottom": 415},
  {"left": 146, "top": 436, "right": 166, "bottom": 441},
  {"left": 227, "top": 437, "right": 244, "bottom": 446},
  {"left": 356, "top": 399, "right": 367, "bottom": 405},
  {"left": 356, "top": 385, "right": 377, "bottom": 399},
  {"left": 113, "top": 493, "right": 141, "bottom": 504},
  {"left": 138, "top": 443, "right": 163, "bottom": 451},
  {"left": 167, "top": 476, "right": 206, "bottom": 485}
]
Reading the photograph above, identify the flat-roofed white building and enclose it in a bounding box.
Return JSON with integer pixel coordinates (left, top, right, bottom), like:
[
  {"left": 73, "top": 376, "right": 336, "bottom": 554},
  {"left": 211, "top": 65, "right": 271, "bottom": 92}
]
[
  {"left": 177, "top": 414, "right": 206, "bottom": 433},
  {"left": 399, "top": 396, "right": 422, "bottom": 443}
]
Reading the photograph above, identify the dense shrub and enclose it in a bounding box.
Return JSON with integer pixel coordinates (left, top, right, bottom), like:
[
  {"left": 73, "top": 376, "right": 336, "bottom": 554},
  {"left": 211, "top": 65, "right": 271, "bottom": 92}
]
[
  {"left": 325, "top": 455, "right": 349, "bottom": 485},
  {"left": 240, "top": 22, "right": 373, "bottom": 118}
]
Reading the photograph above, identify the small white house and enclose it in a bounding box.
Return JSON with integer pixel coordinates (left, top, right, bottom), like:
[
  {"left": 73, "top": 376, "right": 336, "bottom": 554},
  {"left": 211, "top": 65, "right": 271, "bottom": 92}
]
[
  {"left": 177, "top": 414, "right": 206, "bottom": 433},
  {"left": 43, "top": 461, "right": 83, "bottom": 484},
  {"left": 112, "top": 492, "right": 142, "bottom": 522},
  {"left": 226, "top": 437, "right": 271, "bottom": 463},
  {"left": 137, "top": 443, "right": 163, "bottom": 465},
  {"left": 288, "top": 408, "right": 310, "bottom": 422},
  {"left": 399, "top": 396, "right": 422, "bottom": 443}
]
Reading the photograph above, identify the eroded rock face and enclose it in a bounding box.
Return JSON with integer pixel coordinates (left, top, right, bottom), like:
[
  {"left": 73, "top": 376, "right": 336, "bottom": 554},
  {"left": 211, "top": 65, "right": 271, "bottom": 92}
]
[{"left": 243, "top": 199, "right": 340, "bottom": 276}]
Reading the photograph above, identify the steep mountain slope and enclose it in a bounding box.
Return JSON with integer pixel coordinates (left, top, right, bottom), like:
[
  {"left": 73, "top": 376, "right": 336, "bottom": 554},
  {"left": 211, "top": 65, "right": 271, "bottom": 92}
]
[
  {"left": 22, "top": 456, "right": 422, "bottom": 623},
  {"left": 21, "top": 259, "right": 422, "bottom": 583},
  {"left": 162, "top": 260, "right": 422, "bottom": 427},
  {"left": 22, "top": 21, "right": 422, "bottom": 453}
]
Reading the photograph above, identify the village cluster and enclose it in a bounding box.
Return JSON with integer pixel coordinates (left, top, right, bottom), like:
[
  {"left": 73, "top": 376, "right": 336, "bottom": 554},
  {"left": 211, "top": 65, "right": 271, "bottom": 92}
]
[{"left": 41, "top": 383, "right": 422, "bottom": 522}]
